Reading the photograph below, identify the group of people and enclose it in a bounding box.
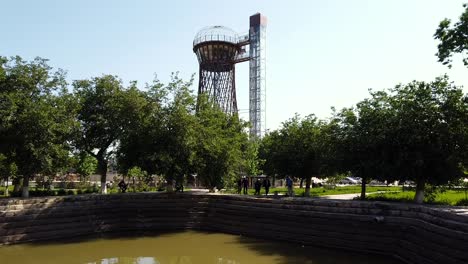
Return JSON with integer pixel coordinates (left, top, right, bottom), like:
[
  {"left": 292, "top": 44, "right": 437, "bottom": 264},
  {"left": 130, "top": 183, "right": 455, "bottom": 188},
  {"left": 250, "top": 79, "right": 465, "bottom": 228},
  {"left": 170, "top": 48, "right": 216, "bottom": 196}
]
[
  {"left": 237, "top": 176, "right": 271, "bottom": 195},
  {"left": 237, "top": 175, "right": 294, "bottom": 197}
]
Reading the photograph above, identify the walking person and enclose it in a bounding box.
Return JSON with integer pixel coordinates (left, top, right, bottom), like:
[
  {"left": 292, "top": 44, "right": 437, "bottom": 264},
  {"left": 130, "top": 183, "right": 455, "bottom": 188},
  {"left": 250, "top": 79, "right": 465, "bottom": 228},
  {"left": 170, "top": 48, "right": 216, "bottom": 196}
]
[
  {"left": 242, "top": 176, "right": 249, "bottom": 195},
  {"left": 263, "top": 176, "right": 271, "bottom": 196},
  {"left": 237, "top": 178, "right": 242, "bottom": 194},
  {"left": 118, "top": 179, "right": 128, "bottom": 193},
  {"left": 254, "top": 178, "right": 262, "bottom": 195},
  {"left": 286, "top": 176, "right": 293, "bottom": 197}
]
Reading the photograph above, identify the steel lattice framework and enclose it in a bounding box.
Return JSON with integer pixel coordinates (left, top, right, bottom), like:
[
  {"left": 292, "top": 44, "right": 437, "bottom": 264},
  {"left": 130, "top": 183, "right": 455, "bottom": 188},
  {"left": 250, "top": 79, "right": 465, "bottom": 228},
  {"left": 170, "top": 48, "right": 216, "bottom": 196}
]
[
  {"left": 193, "top": 14, "right": 267, "bottom": 138},
  {"left": 248, "top": 14, "right": 267, "bottom": 138},
  {"left": 198, "top": 67, "right": 237, "bottom": 114}
]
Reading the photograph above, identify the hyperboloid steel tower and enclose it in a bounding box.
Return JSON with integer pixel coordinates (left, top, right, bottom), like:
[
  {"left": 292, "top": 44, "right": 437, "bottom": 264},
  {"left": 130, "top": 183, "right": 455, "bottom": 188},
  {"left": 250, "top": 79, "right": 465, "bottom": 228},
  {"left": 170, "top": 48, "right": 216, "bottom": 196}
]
[{"left": 193, "top": 13, "right": 267, "bottom": 138}]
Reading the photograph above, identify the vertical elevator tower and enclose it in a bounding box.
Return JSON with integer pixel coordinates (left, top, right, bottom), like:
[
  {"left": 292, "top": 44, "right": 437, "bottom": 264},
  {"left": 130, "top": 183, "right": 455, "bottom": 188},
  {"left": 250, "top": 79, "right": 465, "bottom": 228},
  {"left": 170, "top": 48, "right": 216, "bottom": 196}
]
[{"left": 193, "top": 13, "right": 267, "bottom": 138}]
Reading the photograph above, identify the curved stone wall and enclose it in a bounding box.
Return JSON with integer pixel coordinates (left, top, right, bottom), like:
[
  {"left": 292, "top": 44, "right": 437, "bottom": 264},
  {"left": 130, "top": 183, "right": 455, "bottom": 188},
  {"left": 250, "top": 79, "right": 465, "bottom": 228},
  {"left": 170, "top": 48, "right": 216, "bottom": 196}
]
[{"left": 0, "top": 193, "right": 467, "bottom": 264}]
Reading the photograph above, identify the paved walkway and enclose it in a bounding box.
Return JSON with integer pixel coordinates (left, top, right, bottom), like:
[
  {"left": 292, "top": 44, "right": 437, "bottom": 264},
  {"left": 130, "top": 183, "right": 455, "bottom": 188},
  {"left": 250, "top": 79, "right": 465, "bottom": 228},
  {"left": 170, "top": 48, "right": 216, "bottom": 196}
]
[
  {"left": 188, "top": 188, "right": 387, "bottom": 200},
  {"left": 159, "top": 189, "right": 468, "bottom": 216},
  {"left": 318, "top": 191, "right": 389, "bottom": 200}
]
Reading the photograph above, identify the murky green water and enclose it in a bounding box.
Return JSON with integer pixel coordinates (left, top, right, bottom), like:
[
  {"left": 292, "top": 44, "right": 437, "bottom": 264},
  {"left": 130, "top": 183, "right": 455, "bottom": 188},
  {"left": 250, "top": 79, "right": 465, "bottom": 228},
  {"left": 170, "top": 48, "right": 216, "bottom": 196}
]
[{"left": 0, "top": 231, "right": 400, "bottom": 264}]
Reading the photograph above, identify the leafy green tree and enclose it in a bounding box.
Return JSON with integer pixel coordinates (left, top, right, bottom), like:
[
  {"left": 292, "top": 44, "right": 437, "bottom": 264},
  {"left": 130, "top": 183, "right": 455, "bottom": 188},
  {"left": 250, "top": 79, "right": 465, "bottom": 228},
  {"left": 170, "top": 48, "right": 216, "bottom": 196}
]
[
  {"left": 76, "top": 153, "right": 97, "bottom": 181},
  {"left": 0, "top": 56, "right": 76, "bottom": 198},
  {"left": 243, "top": 139, "right": 263, "bottom": 177},
  {"left": 117, "top": 74, "right": 196, "bottom": 191},
  {"left": 116, "top": 77, "right": 164, "bottom": 176},
  {"left": 157, "top": 75, "right": 197, "bottom": 190},
  {"left": 73, "top": 76, "right": 148, "bottom": 194},
  {"left": 193, "top": 95, "right": 248, "bottom": 192},
  {"left": 0, "top": 154, "right": 16, "bottom": 196},
  {"left": 434, "top": 4, "right": 468, "bottom": 68},
  {"left": 387, "top": 77, "right": 468, "bottom": 203},
  {"left": 126, "top": 166, "right": 152, "bottom": 191},
  {"left": 260, "top": 115, "right": 335, "bottom": 196},
  {"left": 259, "top": 129, "right": 287, "bottom": 181},
  {"left": 332, "top": 90, "right": 395, "bottom": 200}
]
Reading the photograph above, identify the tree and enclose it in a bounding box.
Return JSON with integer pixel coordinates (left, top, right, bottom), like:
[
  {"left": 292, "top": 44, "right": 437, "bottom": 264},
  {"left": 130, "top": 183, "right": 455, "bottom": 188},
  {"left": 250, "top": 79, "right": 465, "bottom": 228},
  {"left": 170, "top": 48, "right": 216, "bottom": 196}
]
[
  {"left": 259, "top": 114, "right": 335, "bottom": 197},
  {"left": 434, "top": 4, "right": 468, "bottom": 68},
  {"left": 73, "top": 76, "right": 147, "bottom": 194},
  {"left": 0, "top": 56, "right": 76, "bottom": 198},
  {"left": 387, "top": 77, "right": 468, "bottom": 203},
  {"left": 243, "top": 139, "right": 263, "bottom": 177},
  {"left": 75, "top": 153, "right": 97, "bottom": 181},
  {"left": 193, "top": 95, "right": 248, "bottom": 191},
  {"left": 156, "top": 74, "right": 197, "bottom": 190},
  {"left": 333, "top": 91, "right": 393, "bottom": 200},
  {"left": 117, "top": 74, "right": 196, "bottom": 191},
  {"left": 116, "top": 77, "right": 165, "bottom": 177},
  {"left": 0, "top": 154, "right": 17, "bottom": 196}
]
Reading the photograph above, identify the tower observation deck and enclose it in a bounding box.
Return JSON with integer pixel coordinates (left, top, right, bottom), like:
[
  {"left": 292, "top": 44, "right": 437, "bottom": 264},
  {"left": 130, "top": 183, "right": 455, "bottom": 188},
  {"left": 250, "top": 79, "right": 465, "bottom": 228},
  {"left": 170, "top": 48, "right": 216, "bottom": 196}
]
[{"left": 193, "top": 13, "right": 267, "bottom": 139}]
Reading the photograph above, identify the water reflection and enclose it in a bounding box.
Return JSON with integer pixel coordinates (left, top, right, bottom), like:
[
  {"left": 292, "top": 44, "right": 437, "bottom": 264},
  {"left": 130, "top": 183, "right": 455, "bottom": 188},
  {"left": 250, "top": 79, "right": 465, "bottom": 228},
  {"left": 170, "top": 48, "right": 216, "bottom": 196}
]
[
  {"left": 90, "top": 256, "right": 242, "bottom": 264},
  {"left": 0, "top": 231, "right": 401, "bottom": 264},
  {"left": 89, "top": 257, "right": 159, "bottom": 264}
]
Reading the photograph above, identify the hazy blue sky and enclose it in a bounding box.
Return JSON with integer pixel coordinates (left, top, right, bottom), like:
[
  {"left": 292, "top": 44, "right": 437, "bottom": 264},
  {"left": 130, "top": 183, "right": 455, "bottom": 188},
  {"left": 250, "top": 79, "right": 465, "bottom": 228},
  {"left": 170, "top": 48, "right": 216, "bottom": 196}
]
[{"left": 2, "top": 0, "right": 467, "bottom": 130}]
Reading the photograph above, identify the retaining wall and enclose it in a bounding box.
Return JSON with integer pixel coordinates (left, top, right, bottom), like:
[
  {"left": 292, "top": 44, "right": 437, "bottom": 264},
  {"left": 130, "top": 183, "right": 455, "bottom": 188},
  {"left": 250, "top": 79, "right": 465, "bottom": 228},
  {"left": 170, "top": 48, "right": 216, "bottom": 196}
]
[{"left": 0, "top": 193, "right": 467, "bottom": 264}]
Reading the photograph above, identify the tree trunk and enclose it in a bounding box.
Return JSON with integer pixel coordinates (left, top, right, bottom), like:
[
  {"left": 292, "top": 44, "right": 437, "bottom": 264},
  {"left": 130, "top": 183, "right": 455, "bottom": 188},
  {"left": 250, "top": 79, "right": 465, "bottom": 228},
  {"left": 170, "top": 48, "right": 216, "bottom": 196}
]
[
  {"left": 414, "top": 177, "right": 425, "bottom": 204},
  {"left": 300, "top": 178, "right": 304, "bottom": 188},
  {"left": 13, "top": 177, "right": 21, "bottom": 193},
  {"left": 97, "top": 156, "right": 108, "bottom": 194},
  {"left": 4, "top": 176, "right": 8, "bottom": 196},
  {"left": 22, "top": 174, "right": 30, "bottom": 198},
  {"left": 304, "top": 176, "right": 312, "bottom": 197},
  {"left": 166, "top": 179, "right": 174, "bottom": 192},
  {"left": 360, "top": 176, "right": 367, "bottom": 200}
]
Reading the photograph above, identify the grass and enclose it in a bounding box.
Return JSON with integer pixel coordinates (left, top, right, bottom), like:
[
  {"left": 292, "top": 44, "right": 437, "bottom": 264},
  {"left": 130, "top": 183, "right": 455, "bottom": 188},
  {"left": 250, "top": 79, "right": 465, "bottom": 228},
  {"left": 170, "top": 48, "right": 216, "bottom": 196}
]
[
  {"left": 367, "top": 189, "right": 468, "bottom": 206},
  {"left": 0, "top": 185, "right": 165, "bottom": 198},
  {"left": 3, "top": 183, "right": 467, "bottom": 206},
  {"left": 226, "top": 185, "right": 402, "bottom": 197},
  {"left": 0, "top": 186, "right": 14, "bottom": 196}
]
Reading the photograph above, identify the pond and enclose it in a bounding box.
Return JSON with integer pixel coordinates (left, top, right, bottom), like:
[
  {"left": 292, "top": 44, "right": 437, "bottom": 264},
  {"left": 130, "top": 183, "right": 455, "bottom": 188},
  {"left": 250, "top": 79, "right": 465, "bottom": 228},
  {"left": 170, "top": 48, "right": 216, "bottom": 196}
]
[{"left": 0, "top": 231, "right": 401, "bottom": 264}]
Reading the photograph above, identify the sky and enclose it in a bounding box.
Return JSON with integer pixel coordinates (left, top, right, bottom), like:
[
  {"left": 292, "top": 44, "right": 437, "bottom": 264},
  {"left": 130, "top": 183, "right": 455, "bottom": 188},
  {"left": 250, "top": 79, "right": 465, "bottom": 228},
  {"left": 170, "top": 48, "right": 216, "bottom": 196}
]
[{"left": 2, "top": 0, "right": 468, "bottom": 131}]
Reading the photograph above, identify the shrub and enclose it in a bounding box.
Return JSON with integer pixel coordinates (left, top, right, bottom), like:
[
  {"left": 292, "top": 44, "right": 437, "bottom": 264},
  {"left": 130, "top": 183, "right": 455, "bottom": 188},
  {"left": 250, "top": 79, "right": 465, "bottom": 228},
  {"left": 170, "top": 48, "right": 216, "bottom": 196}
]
[{"left": 455, "top": 199, "right": 468, "bottom": 206}]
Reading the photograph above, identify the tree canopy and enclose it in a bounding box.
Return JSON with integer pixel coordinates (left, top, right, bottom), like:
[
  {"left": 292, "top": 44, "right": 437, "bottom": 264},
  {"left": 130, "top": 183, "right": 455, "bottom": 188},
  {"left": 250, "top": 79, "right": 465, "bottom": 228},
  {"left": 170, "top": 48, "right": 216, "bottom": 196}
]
[
  {"left": 435, "top": 4, "right": 468, "bottom": 68},
  {"left": 0, "top": 56, "right": 76, "bottom": 197}
]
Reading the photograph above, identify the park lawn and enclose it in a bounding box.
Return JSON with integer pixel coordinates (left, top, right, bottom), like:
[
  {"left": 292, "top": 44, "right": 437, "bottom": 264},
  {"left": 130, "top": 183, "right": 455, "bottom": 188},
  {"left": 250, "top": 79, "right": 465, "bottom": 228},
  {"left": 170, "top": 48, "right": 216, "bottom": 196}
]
[
  {"left": 0, "top": 186, "right": 14, "bottom": 196},
  {"left": 310, "top": 185, "right": 401, "bottom": 196},
  {"left": 232, "top": 185, "right": 402, "bottom": 196},
  {"left": 367, "top": 189, "right": 468, "bottom": 206}
]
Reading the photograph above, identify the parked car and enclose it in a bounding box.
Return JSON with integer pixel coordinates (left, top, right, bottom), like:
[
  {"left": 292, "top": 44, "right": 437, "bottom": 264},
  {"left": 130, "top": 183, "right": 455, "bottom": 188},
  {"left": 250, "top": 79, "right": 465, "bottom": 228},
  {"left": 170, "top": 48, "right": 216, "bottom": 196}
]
[{"left": 339, "top": 177, "right": 362, "bottom": 185}]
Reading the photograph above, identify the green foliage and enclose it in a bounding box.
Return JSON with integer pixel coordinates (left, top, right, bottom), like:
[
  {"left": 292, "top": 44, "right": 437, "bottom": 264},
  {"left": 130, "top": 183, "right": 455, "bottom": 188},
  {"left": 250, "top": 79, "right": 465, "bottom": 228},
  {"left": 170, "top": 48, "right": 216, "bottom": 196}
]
[
  {"left": 259, "top": 114, "right": 336, "bottom": 196},
  {"left": 387, "top": 77, "right": 468, "bottom": 202},
  {"left": 193, "top": 95, "right": 249, "bottom": 191},
  {"left": 367, "top": 188, "right": 468, "bottom": 206},
  {"left": 455, "top": 199, "right": 468, "bottom": 206},
  {"left": 225, "top": 185, "right": 401, "bottom": 197},
  {"left": 434, "top": 4, "right": 468, "bottom": 68},
  {"left": 0, "top": 56, "right": 77, "bottom": 197},
  {"left": 243, "top": 140, "right": 263, "bottom": 177},
  {"left": 330, "top": 76, "right": 468, "bottom": 203},
  {"left": 73, "top": 75, "right": 148, "bottom": 193},
  {"left": 118, "top": 74, "right": 196, "bottom": 190},
  {"left": 127, "top": 166, "right": 152, "bottom": 187},
  {"left": 75, "top": 153, "right": 97, "bottom": 180}
]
